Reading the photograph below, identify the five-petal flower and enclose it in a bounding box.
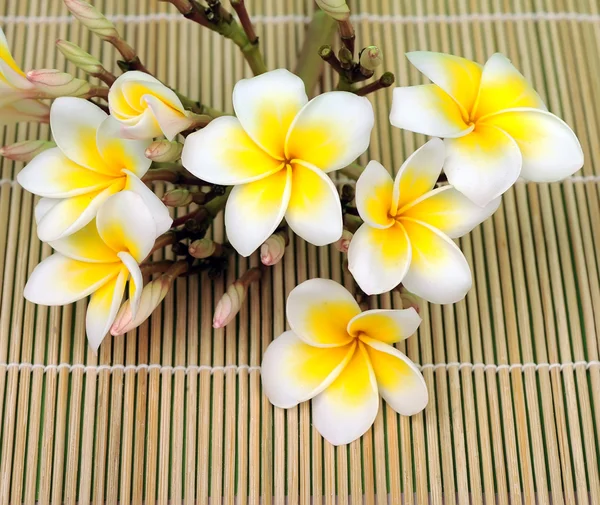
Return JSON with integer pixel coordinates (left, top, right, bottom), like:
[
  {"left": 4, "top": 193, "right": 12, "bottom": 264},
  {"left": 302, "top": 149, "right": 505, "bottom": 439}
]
[
  {"left": 24, "top": 191, "right": 159, "bottom": 351},
  {"left": 261, "top": 278, "right": 427, "bottom": 446},
  {"left": 182, "top": 68, "right": 375, "bottom": 256},
  {"left": 390, "top": 51, "right": 584, "bottom": 206},
  {"left": 17, "top": 97, "right": 172, "bottom": 242},
  {"left": 108, "top": 71, "right": 196, "bottom": 140},
  {"left": 348, "top": 139, "right": 499, "bottom": 303},
  {"left": 0, "top": 27, "right": 50, "bottom": 125}
]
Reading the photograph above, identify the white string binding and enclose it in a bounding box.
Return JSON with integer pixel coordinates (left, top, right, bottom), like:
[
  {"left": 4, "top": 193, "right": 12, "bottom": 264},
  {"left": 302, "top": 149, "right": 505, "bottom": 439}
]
[
  {"left": 0, "top": 12, "right": 599, "bottom": 26},
  {"left": 3, "top": 360, "right": 599, "bottom": 374}
]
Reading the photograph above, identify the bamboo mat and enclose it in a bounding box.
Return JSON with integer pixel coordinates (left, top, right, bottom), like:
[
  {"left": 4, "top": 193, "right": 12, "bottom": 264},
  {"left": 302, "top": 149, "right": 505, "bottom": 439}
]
[{"left": 1, "top": 0, "right": 600, "bottom": 503}]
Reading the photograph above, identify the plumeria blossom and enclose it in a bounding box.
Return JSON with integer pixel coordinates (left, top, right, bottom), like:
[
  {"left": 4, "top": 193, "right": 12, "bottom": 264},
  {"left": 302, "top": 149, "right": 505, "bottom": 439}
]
[
  {"left": 24, "top": 191, "right": 158, "bottom": 351},
  {"left": 182, "top": 68, "right": 375, "bottom": 256},
  {"left": 348, "top": 139, "right": 499, "bottom": 303},
  {"left": 261, "top": 278, "right": 427, "bottom": 446},
  {"left": 108, "top": 71, "right": 197, "bottom": 140},
  {"left": 390, "top": 52, "right": 584, "bottom": 206},
  {"left": 0, "top": 27, "right": 50, "bottom": 124},
  {"left": 17, "top": 97, "right": 172, "bottom": 242}
]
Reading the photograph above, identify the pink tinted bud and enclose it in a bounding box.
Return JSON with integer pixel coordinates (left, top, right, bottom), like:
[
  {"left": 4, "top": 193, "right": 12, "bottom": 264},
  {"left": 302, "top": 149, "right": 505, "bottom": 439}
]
[
  {"left": 260, "top": 232, "right": 287, "bottom": 266},
  {"left": 334, "top": 229, "right": 353, "bottom": 253},
  {"left": 145, "top": 140, "right": 183, "bottom": 162},
  {"left": 162, "top": 188, "right": 192, "bottom": 207},
  {"left": 63, "top": 0, "right": 119, "bottom": 40},
  {"left": 189, "top": 238, "right": 216, "bottom": 259},
  {"left": 0, "top": 140, "right": 55, "bottom": 162},
  {"left": 27, "top": 69, "right": 91, "bottom": 97},
  {"left": 213, "top": 281, "right": 245, "bottom": 329},
  {"left": 359, "top": 46, "right": 383, "bottom": 72},
  {"left": 110, "top": 276, "right": 170, "bottom": 335}
]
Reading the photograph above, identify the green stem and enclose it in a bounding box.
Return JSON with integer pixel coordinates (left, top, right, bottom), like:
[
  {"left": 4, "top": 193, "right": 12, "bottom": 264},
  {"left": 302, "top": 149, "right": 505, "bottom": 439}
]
[
  {"left": 340, "top": 163, "right": 363, "bottom": 180},
  {"left": 205, "top": 187, "right": 232, "bottom": 217},
  {"left": 175, "top": 92, "right": 227, "bottom": 118},
  {"left": 218, "top": 20, "right": 267, "bottom": 75},
  {"left": 295, "top": 11, "right": 337, "bottom": 94}
]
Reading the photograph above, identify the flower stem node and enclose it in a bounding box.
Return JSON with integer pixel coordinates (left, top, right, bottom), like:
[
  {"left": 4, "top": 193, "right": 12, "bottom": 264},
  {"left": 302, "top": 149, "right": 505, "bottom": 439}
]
[
  {"left": 145, "top": 140, "right": 184, "bottom": 162},
  {"left": 260, "top": 231, "right": 288, "bottom": 266},
  {"left": 213, "top": 267, "right": 263, "bottom": 328},
  {"left": 0, "top": 140, "right": 55, "bottom": 162},
  {"left": 63, "top": 0, "right": 119, "bottom": 40},
  {"left": 26, "top": 69, "right": 91, "bottom": 98}
]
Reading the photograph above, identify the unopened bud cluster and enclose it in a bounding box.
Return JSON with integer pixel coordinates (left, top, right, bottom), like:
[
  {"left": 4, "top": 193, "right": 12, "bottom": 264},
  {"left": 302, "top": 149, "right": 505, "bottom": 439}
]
[
  {"left": 315, "top": 0, "right": 350, "bottom": 20},
  {"left": 27, "top": 69, "right": 91, "bottom": 97},
  {"left": 64, "top": 0, "right": 119, "bottom": 40},
  {"left": 0, "top": 140, "right": 55, "bottom": 162},
  {"left": 145, "top": 140, "right": 183, "bottom": 162},
  {"left": 56, "top": 40, "right": 104, "bottom": 74}
]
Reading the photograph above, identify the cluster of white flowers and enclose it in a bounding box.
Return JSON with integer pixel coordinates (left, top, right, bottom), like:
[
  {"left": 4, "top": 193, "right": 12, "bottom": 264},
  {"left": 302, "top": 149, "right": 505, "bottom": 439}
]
[{"left": 0, "top": 0, "right": 584, "bottom": 446}]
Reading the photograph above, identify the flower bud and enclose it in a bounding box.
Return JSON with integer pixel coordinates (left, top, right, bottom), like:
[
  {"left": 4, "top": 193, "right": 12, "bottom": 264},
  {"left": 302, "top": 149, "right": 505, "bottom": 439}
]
[
  {"left": 359, "top": 46, "right": 383, "bottom": 72},
  {"left": 145, "top": 139, "right": 183, "bottom": 162},
  {"left": 260, "top": 232, "right": 287, "bottom": 266},
  {"left": 162, "top": 188, "right": 192, "bottom": 207},
  {"left": 0, "top": 140, "right": 55, "bottom": 162},
  {"left": 399, "top": 289, "right": 421, "bottom": 314},
  {"left": 334, "top": 229, "right": 353, "bottom": 253},
  {"left": 56, "top": 39, "right": 104, "bottom": 74},
  {"left": 26, "top": 69, "right": 91, "bottom": 97},
  {"left": 63, "top": 0, "right": 119, "bottom": 40},
  {"left": 213, "top": 281, "right": 245, "bottom": 329},
  {"left": 213, "top": 268, "right": 262, "bottom": 328},
  {"left": 110, "top": 276, "right": 170, "bottom": 335},
  {"left": 189, "top": 238, "right": 216, "bottom": 259},
  {"left": 315, "top": 0, "right": 350, "bottom": 21}
]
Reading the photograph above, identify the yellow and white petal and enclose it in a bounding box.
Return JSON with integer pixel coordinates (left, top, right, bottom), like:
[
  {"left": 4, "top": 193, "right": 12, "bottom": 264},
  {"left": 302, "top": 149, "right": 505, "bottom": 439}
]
[
  {"left": 17, "top": 147, "right": 115, "bottom": 198},
  {"left": 36, "top": 181, "right": 124, "bottom": 242},
  {"left": 48, "top": 220, "right": 120, "bottom": 263},
  {"left": 400, "top": 186, "right": 501, "bottom": 239},
  {"left": 392, "top": 138, "right": 445, "bottom": 214},
  {"left": 86, "top": 267, "right": 128, "bottom": 352},
  {"left": 406, "top": 51, "right": 482, "bottom": 117},
  {"left": 285, "top": 91, "right": 374, "bottom": 172},
  {"left": 23, "top": 253, "right": 121, "bottom": 306},
  {"left": 34, "top": 198, "right": 59, "bottom": 224},
  {"left": 96, "top": 190, "right": 157, "bottom": 262},
  {"left": 117, "top": 251, "right": 143, "bottom": 315},
  {"left": 389, "top": 85, "right": 473, "bottom": 138},
  {"left": 347, "top": 308, "right": 421, "bottom": 345},
  {"left": 361, "top": 336, "right": 428, "bottom": 416},
  {"left": 0, "top": 27, "right": 31, "bottom": 89},
  {"left": 347, "top": 222, "right": 411, "bottom": 296},
  {"left": 286, "top": 278, "right": 360, "bottom": 348},
  {"left": 232, "top": 69, "right": 308, "bottom": 159},
  {"left": 224, "top": 167, "right": 291, "bottom": 257},
  {"left": 96, "top": 116, "right": 152, "bottom": 178},
  {"left": 399, "top": 218, "right": 472, "bottom": 304},
  {"left": 143, "top": 94, "right": 195, "bottom": 141},
  {"left": 182, "top": 116, "right": 283, "bottom": 185},
  {"left": 482, "top": 108, "right": 584, "bottom": 182},
  {"left": 355, "top": 160, "right": 394, "bottom": 228},
  {"left": 312, "top": 342, "right": 379, "bottom": 446},
  {"left": 261, "top": 331, "right": 356, "bottom": 408},
  {"left": 285, "top": 161, "right": 343, "bottom": 246},
  {"left": 472, "top": 53, "right": 546, "bottom": 121},
  {"left": 117, "top": 108, "right": 163, "bottom": 140},
  {"left": 443, "top": 124, "right": 522, "bottom": 207},
  {"left": 49, "top": 97, "right": 115, "bottom": 175},
  {"left": 124, "top": 171, "right": 173, "bottom": 236}
]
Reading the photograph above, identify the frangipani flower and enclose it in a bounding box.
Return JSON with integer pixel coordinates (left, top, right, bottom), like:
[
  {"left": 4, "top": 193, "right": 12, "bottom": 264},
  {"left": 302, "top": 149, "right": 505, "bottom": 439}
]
[
  {"left": 390, "top": 52, "right": 584, "bottom": 206},
  {"left": 108, "top": 71, "right": 196, "bottom": 140},
  {"left": 261, "top": 278, "right": 427, "bottom": 446},
  {"left": 17, "top": 97, "right": 172, "bottom": 242},
  {"left": 24, "top": 191, "right": 158, "bottom": 351},
  {"left": 348, "top": 139, "right": 499, "bottom": 303},
  {"left": 0, "top": 27, "right": 50, "bottom": 124},
  {"left": 182, "top": 69, "right": 374, "bottom": 256}
]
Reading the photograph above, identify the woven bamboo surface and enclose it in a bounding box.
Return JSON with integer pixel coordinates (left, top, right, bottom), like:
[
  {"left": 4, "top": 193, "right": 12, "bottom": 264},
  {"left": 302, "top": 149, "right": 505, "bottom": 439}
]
[{"left": 1, "top": 0, "right": 600, "bottom": 503}]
